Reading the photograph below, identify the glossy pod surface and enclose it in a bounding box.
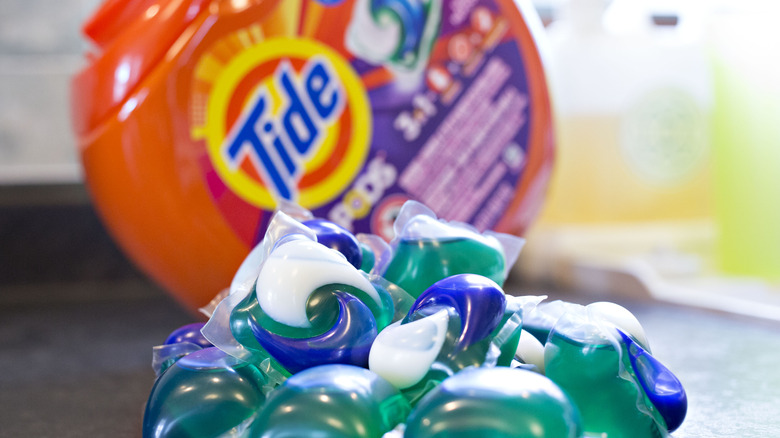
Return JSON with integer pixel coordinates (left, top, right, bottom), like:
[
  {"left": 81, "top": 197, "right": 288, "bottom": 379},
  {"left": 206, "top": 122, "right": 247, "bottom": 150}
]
[
  {"left": 143, "top": 347, "right": 268, "bottom": 438},
  {"left": 405, "top": 367, "right": 583, "bottom": 438},
  {"left": 164, "top": 322, "right": 212, "bottom": 348},
  {"left": 383, "top": 210, "right": 518, "bottom": 299},
  {"left": 384, "top": 237, "right": 507, "bottom": 298},
  {"left": 249, "top": 364, "right": 410, "bottom": 437},
  {"left": 618, "top": 330, "right": 687, "bottom": 432}
]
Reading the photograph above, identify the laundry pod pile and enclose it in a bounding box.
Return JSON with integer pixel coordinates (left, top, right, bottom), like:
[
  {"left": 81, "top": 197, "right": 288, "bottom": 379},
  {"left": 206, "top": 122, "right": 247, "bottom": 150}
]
[{"left": 143, "top": 201, "right": 686, "bottom": 438}]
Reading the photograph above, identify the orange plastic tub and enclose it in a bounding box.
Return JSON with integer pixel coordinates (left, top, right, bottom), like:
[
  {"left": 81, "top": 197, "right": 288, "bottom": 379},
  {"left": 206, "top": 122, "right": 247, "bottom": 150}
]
[{"left": 71, "top": 0, "right": 553, "bottom": 312}]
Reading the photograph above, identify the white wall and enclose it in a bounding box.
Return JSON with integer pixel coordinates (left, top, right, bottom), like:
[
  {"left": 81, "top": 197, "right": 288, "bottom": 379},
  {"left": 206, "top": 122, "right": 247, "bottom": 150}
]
[{"left": 0, "top": 0, "right": 102, "bottom": 184}]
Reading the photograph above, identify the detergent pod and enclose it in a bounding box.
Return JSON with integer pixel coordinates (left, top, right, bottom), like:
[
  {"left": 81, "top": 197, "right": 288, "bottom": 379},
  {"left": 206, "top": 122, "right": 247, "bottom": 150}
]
[
  {"left": 405, "top": 367, "right": 583, "bottom": 438},
  {"left": 522, "top": 299, "right": 582, "bottom": 344},
  {"left": 202, "top": 211, "right": 414, "bottom": 377},
  {"left": 369, "top": 274, "right": 542, "bottom": 404},
  {"left": 163, "top": 322, "right": 213, "bottom": 348},
  {"left": 301, "top": 215, "right": 395, "bottom": 274},
  {"left": 491, "top": 292, "right": 545, "bottom": 368},
  {"left": 382, "top": 201, "right": 525, "bottom": 298},
  {"left": 357, "top": 232, "right": 394, "bottom": 275},
  {"left": 143, "top": 347, "right": 270, "bottom": 438},
  {"left": 302, "top": 218, "right": 364, "bottom": 269},
  {"left": 152, "top": 322, "right": 214, "bottom": 376},
  {"left": 249, "top": 364, "right": 410, "bottom": 437},
  {"left": 71, "top": 0, "right": 554, "bottom": 313},
  {"left": 512, "top": 328, "right": 546, "bottom": 373},
  {"left": 290, "top": 199, "right": 394, "bottom": 274},
  {"left": 543, "top": 303, "right": 687, "bottom": 437},
  {"left": 202, "top": 207, "right": 390, "bottom": 316}
]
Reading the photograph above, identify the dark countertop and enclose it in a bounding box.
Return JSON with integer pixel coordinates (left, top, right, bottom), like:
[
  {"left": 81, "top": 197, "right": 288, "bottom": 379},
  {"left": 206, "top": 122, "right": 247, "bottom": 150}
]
[
  {"left": 0, "top": 279, "right": 192, "bottom": 437},
  {"left": 2, "top": 275, "right": 780, "bottom": 437}
]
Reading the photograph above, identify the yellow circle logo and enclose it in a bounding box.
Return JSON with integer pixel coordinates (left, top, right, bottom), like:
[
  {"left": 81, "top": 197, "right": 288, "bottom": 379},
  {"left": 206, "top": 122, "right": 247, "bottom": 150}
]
[{"left": 192, "top": 37, "right": 371, "bottom": 210}]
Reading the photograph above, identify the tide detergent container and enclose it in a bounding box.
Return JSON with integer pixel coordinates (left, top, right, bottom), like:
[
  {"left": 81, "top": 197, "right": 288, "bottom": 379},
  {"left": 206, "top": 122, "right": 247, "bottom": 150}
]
[{"left": 71, "top": 0, "right": 554, "bottom": 312}]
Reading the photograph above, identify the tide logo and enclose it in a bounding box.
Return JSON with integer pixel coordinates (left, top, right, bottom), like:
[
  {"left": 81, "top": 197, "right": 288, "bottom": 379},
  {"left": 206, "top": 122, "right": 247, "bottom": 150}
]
[
  {"left": 222, "top": 58, "right": 344, "bottom": 201},
  {"left": 192, "top": 37, "right": 371, "bottom": 210}
]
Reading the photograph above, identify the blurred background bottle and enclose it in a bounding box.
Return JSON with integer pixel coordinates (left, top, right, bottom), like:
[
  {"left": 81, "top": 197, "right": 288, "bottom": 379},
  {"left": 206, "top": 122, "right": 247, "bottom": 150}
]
[
  {"left": 539, "top": 0, "right": 713, "bottom": 224},
  {"left": 518, "top": 0, "right": 780, "bottom": 311}
]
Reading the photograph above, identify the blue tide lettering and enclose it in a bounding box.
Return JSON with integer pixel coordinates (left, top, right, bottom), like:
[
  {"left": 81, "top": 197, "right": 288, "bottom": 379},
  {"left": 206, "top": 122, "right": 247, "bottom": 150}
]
[
  {"left": 220, "top": 57, "right": 344, "bottom": 203},
  {"left": 224, "top": 93, "right": 292, "bottom": 200},
  {"left": 307, "top": 62, "right": 338, "bottom": 119},
  {"left": 280, "top": 68, "right": 318, "bottom": 155}
]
